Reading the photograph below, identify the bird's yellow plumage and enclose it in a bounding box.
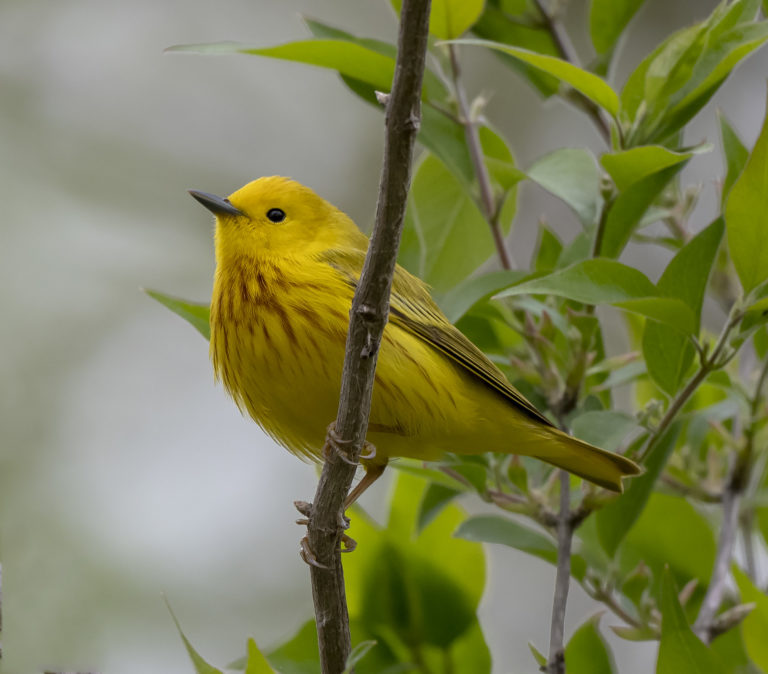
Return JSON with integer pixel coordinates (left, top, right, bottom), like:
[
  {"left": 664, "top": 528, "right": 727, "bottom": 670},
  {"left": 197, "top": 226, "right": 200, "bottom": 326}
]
[{"left": 191, "top": 177, "right": 640, "bottom": 501}]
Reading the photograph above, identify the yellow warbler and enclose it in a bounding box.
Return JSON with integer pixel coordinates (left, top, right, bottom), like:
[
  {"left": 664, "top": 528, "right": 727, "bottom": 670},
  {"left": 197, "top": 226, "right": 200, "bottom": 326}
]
[{"left": 190, "top": 177, "right": 640, "bottom": 503}]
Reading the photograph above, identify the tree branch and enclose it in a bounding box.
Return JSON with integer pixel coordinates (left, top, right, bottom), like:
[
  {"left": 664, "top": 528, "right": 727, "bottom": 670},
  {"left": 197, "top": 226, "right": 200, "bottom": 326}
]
[
  {"left": 304, "top": 2, "right": 431, "bottom": 672},
  {"left": 694, "top": 354, "right": 768, "bottom": 641},
  {"left": 531, "top": 0, "right": 611, "bottom": 144},
  {"left": 637, "top": 306, "right": 744, "bottom": 464},
  {"left": 692, "top": 453, "right": 742, "bottom": 642},
  {"left": 546, "top": 470, "right": 572, "bottom": 674},
  {"left": 447, "top": 44, "right": 514, "bottom": 270}
]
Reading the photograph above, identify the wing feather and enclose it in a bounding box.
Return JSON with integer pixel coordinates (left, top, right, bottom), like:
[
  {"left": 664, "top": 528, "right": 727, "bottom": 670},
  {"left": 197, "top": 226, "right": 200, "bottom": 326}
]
[{"left": 320, "top": 248, "right": 555, "bottom": 428}]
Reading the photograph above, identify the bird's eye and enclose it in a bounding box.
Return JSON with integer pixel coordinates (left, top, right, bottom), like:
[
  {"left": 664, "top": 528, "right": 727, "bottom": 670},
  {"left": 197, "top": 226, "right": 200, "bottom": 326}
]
[{"left": 266, "top": 208, "right": 286, "bottom": 223}]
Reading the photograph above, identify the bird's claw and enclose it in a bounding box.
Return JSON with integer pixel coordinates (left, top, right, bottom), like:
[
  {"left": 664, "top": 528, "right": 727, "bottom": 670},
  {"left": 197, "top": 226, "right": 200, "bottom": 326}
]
[
  {"left": 341, "top": 534, "right": 357, "bottom": 553},
  {"left": 299, "top": 535, "right": 329, "bottom": 569},
  {"left": 323, "top": 423, "right": 376, "bottom": 465},
  {"left": 295, "top": 500, "right": 357, "bottom": 563}
]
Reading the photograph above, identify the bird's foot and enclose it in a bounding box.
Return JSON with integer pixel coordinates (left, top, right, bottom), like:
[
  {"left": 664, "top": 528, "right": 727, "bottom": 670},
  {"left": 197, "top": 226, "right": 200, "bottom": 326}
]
[
  {"left": 323, "top": 423, "right": 377, "bottom": 465},
  {"left": 294, "top": 500, "right": 357, "bottom": 566}
]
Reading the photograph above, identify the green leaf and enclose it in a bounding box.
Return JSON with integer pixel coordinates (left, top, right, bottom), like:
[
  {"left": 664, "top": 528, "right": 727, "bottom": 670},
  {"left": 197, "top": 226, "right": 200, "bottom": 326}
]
[
  {"left": 430, "top": 0, "right": 486, "bottom": 39},
  {"left": 388, "top": 460, "right": 474, "bottom": 491},
  {"left": 596, "top": 423, "right": 679, "bottom": 556},
  {"left": 300, "top": 17, "right": 397, "bottom": 107},
  {"left": 718, "top": 111, "right": 749, "bottom": 204},
  {"left": 599, "top": 164, "right": 683, "bottom": 258},
  {"left": 613, "top": 297, "right": 698, "bottom": 335},
  {"left": 345, "top": 474, "right": 486, "bottom": 656},
  {"left": 360, "top": 542, "right": 475, "bottom": 649},
  {"left": 401, "top": 154, "right": 512, "bottom": 292},
  {"left": 529, "top": 642, "right": 548, "bottom": 668},
  {"left": 418, "top": 110, "right": 526, "bottom": 195},
  {"left": 245, "top": 638, "right": 278, "bottom": 674},
  {"left": 168, "top": 40, "right": 446, "bottom": 103},
  {"left": 497, "top": 258, "right": 653, "bottom": 301},
  {"left": 661, "top": 20, "right": 768, "bottom": 142},
  {"left": 527, "top": 148, "right": 601, "bottom": 226},
  {"left": 755, "top": 325, "right": 768, "bottom": 360},
  {"left": 655, "top": 218, "right": 723, "bottom": 329},
  {"left": 267, "top": 620, "right": 319, "bottom": 674},
  {"left": 534, "top": 224, "right": 564, "bottom": 272},
  {"left": 733, "top": 565, "right": 768, "bottom": 670},
  {"left": 391, "top": 0, "right": 485, "bottom": 39},
  {"left": 302, "top": 17, "right": 395, "bottom": 58},
  {"left": 590, "top": 0, "right": 646, "bottom": 55},
  {"left": 623, "top": 492, "right": 716, "bottom": 586},
  {"left": 480, "top": 124, "right": 527, "bottom": 192},
  {"left": 494, "top": 259, "right": 697, "bottom": 334},
  {"left": 570, "top": 410, "right": 639, "bottom": 452},
  {"left": 145, "top": 290, "right": 210, "bottom": 340},
  {"left": 418, "top": 104, "right": 474, "bottom": 185},
  {"left": 439, "top": 270, "right": 529, "bottom": 323},
  {"left": 342, "top": 640, "right": 377, "bottom": 674},
  {"left": 289, "top": 25, "right": 468, "bottom": 183},
  {"left": 449, "top": 619, "right": 492, "bottom": 674},
  {"left": 726, "top": 88, "right": 768, "bottom": 295},
  {"left": 657, "top": 569, "right": 726, "bottom": 674},
  {"left": 455, "top": 515, "right": 587, "bottom": 581},
  {"left": 600, "top": 145, "right": 706, "bottom": 192},
  {"left": 471, "top": 2, "right": 559, "bottom": 97},
  {"left": 557, "top": 230, "right": 593, "bottom": 268},
  {"left": 450, "top": 39, "right": 620, "bottom": 116},
  {"left": 166, "top": 598, "right": 225, "bottom": 674},
  {"left": 417, "top": 483, "right": 461, "bottom": 533},
  {"left": 643, "top": 218, "right": 724, "bottom": 395},
  {"left": 621, "top": 7, "right": 768, "bottom": 145},
  {"left": 565, "top": 614, "right": 616, "bottom": 674}
]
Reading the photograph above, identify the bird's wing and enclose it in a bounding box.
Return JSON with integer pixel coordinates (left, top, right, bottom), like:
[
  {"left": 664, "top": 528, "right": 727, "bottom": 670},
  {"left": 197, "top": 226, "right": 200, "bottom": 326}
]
[{"left": 320, "top": 249, "right": 555, "bottom": 428}]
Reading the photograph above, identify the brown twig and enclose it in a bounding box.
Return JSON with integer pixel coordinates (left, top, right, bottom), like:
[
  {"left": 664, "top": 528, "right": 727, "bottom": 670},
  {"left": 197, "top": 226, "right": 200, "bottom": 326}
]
[
  {"left": 304, "top": 1, "right": 432, "bottom": 672},
  {"left": 531, "top": 0, "right": 611, "bottom": 144},
  {"left": 447, "top": 44, "right": 514, "bottom": 270},
  {"left": 546, "top": 470, "right": 571, "bottom": 674},
  {"left": 694, "top": 355, "right": 768, "bottom": 641},
  {"left": 692, "top": 453, "right": 742, "bottom": 642},
  {"left": 637, "top": 306, "right": 744, "bottom": 465}
]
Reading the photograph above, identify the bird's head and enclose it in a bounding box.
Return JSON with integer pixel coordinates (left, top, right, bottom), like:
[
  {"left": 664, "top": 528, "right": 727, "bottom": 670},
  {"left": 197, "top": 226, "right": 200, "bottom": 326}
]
[{"left": 189, "top": 176, "right": 367, "bottom": 261}]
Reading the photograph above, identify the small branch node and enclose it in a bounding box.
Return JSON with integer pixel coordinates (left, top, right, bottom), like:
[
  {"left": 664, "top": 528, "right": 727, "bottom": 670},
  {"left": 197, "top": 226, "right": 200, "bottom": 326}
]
[
  {"left": 294, "top": 500, "right": 312, "bottom": 517},
  {"left": 360, "top": 331, "right": 379, "bottom": 359},
  {"left": 375, "top": 90, "right": 390, "bottom": 106}
]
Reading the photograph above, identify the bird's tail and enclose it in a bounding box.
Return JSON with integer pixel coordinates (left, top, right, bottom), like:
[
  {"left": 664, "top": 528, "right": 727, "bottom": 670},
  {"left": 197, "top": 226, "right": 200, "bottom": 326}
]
[{"left": 528, "top": 427, "right": 642, "bottom": 492}]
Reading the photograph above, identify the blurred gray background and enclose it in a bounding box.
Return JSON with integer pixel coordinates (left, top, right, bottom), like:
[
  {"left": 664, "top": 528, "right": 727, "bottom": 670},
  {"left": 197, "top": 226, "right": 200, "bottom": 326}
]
[{"left": 2, "top": 0, "right": 766, "bottom": 672}]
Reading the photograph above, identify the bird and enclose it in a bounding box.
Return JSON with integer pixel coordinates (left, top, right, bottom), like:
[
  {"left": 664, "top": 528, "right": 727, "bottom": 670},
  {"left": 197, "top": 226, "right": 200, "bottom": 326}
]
[{"left": 189, "top": 177, "right": 640, "bottom": 507}]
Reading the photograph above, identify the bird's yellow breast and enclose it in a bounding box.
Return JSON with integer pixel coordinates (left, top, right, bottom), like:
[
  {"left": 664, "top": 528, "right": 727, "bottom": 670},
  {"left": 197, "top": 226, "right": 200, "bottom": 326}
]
[{"left": 210, "top": 251, "right": 481, "bottom": 463}]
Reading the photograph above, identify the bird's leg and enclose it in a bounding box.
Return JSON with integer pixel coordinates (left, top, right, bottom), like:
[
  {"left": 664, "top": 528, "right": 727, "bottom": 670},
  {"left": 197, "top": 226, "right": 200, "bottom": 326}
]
[{"left": 344, "top": 462, "right": 387, "bottom": 509}]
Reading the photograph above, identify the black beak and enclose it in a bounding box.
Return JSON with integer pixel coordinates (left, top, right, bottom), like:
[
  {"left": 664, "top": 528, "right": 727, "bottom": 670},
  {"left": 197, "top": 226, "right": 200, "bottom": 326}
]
[{"left": 188, "top": 190, "right": 243, "bottom": 217}]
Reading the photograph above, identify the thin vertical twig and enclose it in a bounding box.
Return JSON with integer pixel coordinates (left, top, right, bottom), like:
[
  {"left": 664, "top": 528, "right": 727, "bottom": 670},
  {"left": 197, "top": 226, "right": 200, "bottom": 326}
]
[
  {"left": 531, "top": 0, "right": 612, "bottom": 144},
  {"left": 304, "top": 2, "right": 432, "bottom": 672},
  {"left": 447, "top": 44, "right": 514, "bottom": 270},
  {"left": 693, "top": 457, "right": 742, "bottom": 642},
  {"left": 546, "top": 470, "right": 572, "bottom": 674},
  {"left": 693, "top": 350, "right": 768, "bottom": 641}
]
